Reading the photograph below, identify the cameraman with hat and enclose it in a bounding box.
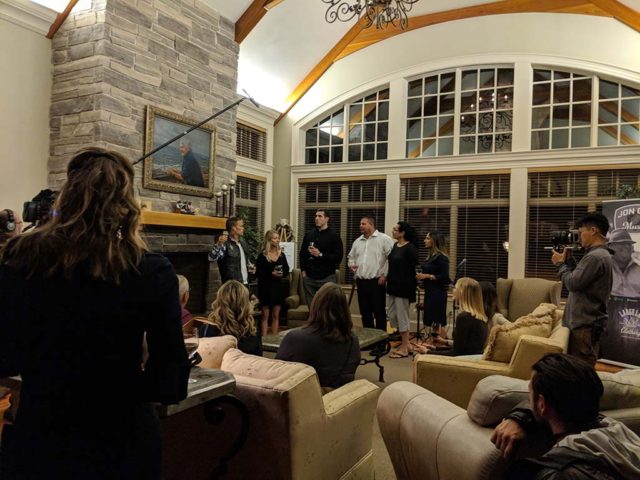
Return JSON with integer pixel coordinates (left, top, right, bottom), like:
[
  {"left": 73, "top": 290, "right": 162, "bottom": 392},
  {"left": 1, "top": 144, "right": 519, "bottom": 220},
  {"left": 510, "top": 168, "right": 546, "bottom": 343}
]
[
  {"left": 551, "top": 212, "right": 612, "bottom": 366},
  {"left": 608, "top": 229, "right": 640, "bottom": 298}
]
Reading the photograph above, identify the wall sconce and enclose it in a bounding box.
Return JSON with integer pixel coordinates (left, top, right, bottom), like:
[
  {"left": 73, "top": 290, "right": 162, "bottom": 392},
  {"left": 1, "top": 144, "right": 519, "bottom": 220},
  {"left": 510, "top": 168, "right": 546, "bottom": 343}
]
[{"left": 502, "top": 241, "right": 510, "bottom": 252}]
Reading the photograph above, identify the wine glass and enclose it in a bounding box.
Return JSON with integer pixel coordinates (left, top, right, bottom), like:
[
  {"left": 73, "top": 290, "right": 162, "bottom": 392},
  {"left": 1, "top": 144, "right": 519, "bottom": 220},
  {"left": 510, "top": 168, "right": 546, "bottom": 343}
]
[
  {"left": 184, "top": 328, "right": 199, "bottom": 383},
  {"left": 274, "top": 265, "right": 283, "bottom": 276},
  {"left": 415, "top": 266, "right": 423, "bottom": 275},
  {"left": 431, "top": 322, "right": 441, "bottom": 340}
]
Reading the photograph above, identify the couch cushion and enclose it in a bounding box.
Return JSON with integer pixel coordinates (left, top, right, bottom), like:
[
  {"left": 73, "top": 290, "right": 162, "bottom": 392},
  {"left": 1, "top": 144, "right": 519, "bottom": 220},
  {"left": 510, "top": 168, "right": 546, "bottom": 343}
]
[
  {"left": 599, "top": 369, "right": 640, "bottom": 411},
  {"left": 496, "top": 278, "right": 512, "bottom": 317},
  {"left": 467, "top": 375, "right": 529, "bottom": 427},
  {"left": 197, "top": 335, "right": 237, "bottom": 369},
  {"left": 483, "top": 315, "right": 553, "bottom": 363}
]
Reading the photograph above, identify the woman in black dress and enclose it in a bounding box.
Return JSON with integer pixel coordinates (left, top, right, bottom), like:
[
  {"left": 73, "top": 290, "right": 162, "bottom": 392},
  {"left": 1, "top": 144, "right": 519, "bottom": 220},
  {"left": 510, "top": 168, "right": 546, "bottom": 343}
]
[
  {"left": 0, "top": 148, "right": 189, "bottom": 479},
  {"left": 416, "top": 230, "right": 451, "bottom": 342},
  {"left": 256, "top": 229, "right": 289, "bottom": 336},
  {"left": 386, "top": 221, "right": 419, "bottom": 358},
  {"left": 202, "top": 280, "right": 263, "bottom": 356}
]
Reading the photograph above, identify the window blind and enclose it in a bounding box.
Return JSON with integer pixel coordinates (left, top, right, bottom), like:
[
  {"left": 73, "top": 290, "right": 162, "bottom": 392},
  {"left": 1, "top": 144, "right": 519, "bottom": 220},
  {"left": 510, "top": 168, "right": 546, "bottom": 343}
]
[
  {"left": 236, "top": 175, "right": 265, "bottom": 234},
  {"left": 400, "top": 174, "right": 510, "bottom": 285},
  {"left": 236, "top": 123, "right": 266, "bottom": 163}
]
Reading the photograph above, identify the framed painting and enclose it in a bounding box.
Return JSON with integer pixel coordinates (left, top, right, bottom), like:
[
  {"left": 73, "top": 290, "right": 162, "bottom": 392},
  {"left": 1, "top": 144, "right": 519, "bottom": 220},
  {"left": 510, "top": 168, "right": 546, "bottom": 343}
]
[{"left": 143, "top": 106, "right": 216, "bottom": 197}]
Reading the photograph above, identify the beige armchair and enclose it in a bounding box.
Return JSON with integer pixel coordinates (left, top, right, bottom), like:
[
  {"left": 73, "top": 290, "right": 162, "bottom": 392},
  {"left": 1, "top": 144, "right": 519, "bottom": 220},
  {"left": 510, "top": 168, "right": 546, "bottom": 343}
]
[
  {"left": 285, "top": 269, "right": 309, "bottom": 328},
  {"left": 414, "top": 307, "right": 569, "bottom": 408},
  {"left": 497, "top": 277, "right": 561, "bottom": 321},
  {"left": 378, "top": 371, "right": 640, "bottom": 480},
  {"left": 220, "top": 349, "right": 379, "bottom": 480}
]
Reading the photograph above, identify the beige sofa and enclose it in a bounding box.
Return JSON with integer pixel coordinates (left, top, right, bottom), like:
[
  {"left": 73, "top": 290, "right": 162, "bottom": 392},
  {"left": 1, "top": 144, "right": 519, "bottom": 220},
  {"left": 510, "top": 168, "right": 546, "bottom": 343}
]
[
  {"left": 497, "top": 277, "right": 561, "bottom": 321},
  {"left": 378, "top": 370, "right": 640, "bottom": 480},
  {"left": 220, "top": 349, "right": 379, "bottom": 480},
  {"left": 414, "top": 305, "right": 569, "bottom": 408},
  {"left": 285, "top": 269, "right": 310, "bottom": 328}
]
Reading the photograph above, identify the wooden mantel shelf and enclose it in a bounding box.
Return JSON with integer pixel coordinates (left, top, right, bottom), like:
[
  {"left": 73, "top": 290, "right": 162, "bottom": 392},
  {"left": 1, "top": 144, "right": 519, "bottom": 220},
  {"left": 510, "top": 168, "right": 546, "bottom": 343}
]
[{"left": 141, "top": 211, "right": 227, "bottom": 230}]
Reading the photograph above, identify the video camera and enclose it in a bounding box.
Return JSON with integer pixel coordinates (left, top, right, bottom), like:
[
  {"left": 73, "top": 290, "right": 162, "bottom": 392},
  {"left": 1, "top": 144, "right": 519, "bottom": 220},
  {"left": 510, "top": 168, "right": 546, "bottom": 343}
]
[
  {"left": 549, "top": 229, "right": 580, "bottom": 251},
  {"left": 23, "top": 189, "right": 58, "bottom": 226}
]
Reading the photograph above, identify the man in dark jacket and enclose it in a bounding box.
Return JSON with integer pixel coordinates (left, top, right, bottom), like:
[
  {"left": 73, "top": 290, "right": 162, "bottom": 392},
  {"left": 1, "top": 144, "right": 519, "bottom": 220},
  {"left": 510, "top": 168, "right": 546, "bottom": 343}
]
[
  {"left": 491, "top": 353, "right": 640, "bottom": 480},
  {"left": 209, "top": 216, "right": 252, "bottom": 284},
  {"left": 551, "top": 212, "right": 613, "bottom": 365},
  {"left": 299, "top": 209, "right": 343, "bottom": 305}
]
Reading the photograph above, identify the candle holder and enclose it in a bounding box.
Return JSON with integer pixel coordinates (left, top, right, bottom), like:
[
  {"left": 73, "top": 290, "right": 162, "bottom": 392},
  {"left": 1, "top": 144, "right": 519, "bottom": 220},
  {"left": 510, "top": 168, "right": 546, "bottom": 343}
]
[
  {"left": 215, "top": 191, "right": 222, "bottom": 217},
  {"left": 221, "top": 184, "right": 228, "bottom": 217},
  {"left": 229, "top": 178, "right": 236, "bottom": 217}
]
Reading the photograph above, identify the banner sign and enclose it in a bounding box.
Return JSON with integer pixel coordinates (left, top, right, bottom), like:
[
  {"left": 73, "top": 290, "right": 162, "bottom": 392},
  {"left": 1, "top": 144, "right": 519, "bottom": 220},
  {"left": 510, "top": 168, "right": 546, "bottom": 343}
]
[{"left": 601, "top": 199, "right": 640, "bottom": 366}]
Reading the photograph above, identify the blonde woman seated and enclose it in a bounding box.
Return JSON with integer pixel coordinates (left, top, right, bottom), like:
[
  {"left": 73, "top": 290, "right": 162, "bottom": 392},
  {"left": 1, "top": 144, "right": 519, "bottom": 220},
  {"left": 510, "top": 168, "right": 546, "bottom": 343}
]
[
  {"left": 451, "top": 277, "right": 489, "bottom": 356},
  {"left": 276, "top": 283, "right": 360, "bottom": 389},
  {"left": 201, "top": 280, "right": 262, "bottom": 356}
]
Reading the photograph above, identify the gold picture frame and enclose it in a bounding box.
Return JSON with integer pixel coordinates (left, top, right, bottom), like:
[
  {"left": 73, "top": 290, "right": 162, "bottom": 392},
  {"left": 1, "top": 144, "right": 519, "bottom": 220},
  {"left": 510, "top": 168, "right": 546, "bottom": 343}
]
[{"left": 143, "top": 106, "right": 216, "bottom": 198}]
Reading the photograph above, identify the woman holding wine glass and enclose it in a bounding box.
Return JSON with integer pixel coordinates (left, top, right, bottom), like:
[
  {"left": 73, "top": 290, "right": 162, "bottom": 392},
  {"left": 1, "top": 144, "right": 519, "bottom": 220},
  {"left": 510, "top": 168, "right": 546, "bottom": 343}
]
[
  {"left": 415, "top": 231, "right": 451, "bottom": 347},
  {"left": 0, "top": 148, "right": 189, "bottom": 479},
  {"left": 256, "top": 230, "right": 290, "bottom": 336}
]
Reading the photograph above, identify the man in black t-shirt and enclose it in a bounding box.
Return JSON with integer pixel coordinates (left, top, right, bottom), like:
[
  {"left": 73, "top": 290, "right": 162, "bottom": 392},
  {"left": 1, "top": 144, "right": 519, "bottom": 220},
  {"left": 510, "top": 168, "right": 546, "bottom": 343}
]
[{"left": 299, "top": 209, "right": 343, "bottom": 305}]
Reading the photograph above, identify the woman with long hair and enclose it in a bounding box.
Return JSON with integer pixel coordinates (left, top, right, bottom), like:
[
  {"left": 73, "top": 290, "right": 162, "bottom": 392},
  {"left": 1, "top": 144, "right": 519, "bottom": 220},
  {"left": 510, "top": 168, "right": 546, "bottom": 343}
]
[
  {"left": 452, "top": 277, "right": 489, "bottom": 356},
  {"left": 415, "top": 230, "right": 451, "bottom": 342},
  {"left": 386, "top": 221, "right": 419, "bottom": 358},
  {"left": 256, "top": 229, "right": 289, "bottom": 336},
  {"left": 202, "top": 280, "right": 262, "bottom": 356},
  {"left": 479, "top": 281, "right": 510, "bottom": 335},
  {"left": 276, "top": 283, "right": 360, "bottom": 389},
  {"left": 0, "top": 148, "right": 189, "bottom": 479}
]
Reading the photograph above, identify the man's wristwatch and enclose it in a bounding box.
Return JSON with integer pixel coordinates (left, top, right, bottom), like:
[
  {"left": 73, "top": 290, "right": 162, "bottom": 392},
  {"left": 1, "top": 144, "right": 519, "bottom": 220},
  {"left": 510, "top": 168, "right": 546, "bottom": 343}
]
[{"left": 319, "top": 252, "right": 323, "bottom": 257}]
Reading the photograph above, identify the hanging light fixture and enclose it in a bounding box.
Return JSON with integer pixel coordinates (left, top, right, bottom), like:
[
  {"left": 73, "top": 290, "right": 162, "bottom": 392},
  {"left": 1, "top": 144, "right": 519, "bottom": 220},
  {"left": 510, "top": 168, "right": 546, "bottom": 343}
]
[{"left": 323, "top": 0, "right": 420, "bottom": 30}]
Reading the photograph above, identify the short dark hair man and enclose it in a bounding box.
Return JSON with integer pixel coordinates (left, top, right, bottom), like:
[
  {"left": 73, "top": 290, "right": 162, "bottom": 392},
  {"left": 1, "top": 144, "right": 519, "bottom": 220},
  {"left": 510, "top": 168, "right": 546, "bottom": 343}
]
[
  {"left": 209, "top": 216, "right": 253, "bottom": 284},
  {"left": 299, "top": 209, "right": 343, "bottom": 305},
  {"left": 347, "top": 215, "right": 394, "bottom": 332},
  {"left": 167, "top": 140, "right": 205, "bottom": 187},
  {"left": 551, "top": 212, "right": 613, "bottom": 365},
  {"left": 492, "top": 353, "right": 640, "bottom": 479}
]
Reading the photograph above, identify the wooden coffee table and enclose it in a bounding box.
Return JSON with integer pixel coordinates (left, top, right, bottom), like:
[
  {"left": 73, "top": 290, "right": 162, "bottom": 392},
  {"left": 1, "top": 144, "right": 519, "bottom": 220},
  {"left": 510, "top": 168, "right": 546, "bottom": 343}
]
[{"left": 262, "top": 326, "right": 390, "bottom": 382}]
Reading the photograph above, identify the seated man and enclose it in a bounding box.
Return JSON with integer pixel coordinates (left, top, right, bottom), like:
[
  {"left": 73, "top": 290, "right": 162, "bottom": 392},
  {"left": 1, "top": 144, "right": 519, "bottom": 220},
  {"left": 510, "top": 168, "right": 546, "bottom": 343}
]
[{"left": 491, "top": 353, "right": 640, "bottom": 479}]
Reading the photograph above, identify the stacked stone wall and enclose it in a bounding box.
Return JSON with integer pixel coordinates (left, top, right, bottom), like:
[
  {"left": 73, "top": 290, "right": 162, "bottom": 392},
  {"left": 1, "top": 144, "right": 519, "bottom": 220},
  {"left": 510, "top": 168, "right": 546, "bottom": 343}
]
[{"left": 49, "top": 0, "right": 238, "bottom": 215}]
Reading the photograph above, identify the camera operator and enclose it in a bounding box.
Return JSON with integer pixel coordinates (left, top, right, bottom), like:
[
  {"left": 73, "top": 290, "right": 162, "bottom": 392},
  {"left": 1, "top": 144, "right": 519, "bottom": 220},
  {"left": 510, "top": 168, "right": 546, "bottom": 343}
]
[
  {"left": 551, "top": 212, "right": 612, "bottom": 366},
  {"left": 0, "top": 209, "right": 23, "bottom": 250}
]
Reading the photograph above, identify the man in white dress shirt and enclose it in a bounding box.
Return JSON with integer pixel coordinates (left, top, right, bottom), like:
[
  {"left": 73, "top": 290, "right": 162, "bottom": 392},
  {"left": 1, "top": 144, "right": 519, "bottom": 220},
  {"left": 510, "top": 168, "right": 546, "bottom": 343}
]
[{"left": 348, "top": 216, "right": 394, "bottom": 332}]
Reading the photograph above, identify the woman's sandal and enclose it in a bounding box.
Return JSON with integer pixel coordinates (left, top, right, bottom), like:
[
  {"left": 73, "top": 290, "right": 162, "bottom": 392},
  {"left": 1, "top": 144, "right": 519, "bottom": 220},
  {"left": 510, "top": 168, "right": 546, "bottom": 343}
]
[{"left": 389, "top": 349, "right": 410, "bottom": 359}]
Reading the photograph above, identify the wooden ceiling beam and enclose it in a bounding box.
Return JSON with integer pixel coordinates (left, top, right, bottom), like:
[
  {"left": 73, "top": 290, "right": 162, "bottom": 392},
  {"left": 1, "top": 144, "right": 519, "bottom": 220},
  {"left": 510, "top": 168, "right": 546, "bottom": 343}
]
[
  {"left": 46, "top": 0, "right": 79, "bottom": 39},
  {"left": 236, "top": 0, "right": 283, "bottom": 44},
  {"left": 589, "top": 0, "right": 640, "bottom": 31},
  {"left": 275, "top": 15, "right": 370, "bottom": 124},
  {"left": 338, "top": 0, "right": 606, "bottom": 60}
]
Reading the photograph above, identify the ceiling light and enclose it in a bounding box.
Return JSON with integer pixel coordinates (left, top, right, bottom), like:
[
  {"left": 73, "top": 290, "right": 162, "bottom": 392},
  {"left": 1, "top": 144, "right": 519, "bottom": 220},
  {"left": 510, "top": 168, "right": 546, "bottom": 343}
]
[{"left": 322, "top": 0, "right": 420, "bottom": 30}]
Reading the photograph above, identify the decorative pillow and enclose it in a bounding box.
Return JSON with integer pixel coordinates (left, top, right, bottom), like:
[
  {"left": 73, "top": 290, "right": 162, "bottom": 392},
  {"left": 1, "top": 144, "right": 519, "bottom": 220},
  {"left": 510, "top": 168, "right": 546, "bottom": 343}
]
[
  {"left": 599, "top": 369, "right": 640, "bottom": 411},
  {"left": 197, "top": 335, "right": 237, "bottom": 369},
  {"left": 483, "top": 315, "right": 553, "bottom": 363},
  {"left": 467, "top": 375, "right": 529, "bottom": 427}
]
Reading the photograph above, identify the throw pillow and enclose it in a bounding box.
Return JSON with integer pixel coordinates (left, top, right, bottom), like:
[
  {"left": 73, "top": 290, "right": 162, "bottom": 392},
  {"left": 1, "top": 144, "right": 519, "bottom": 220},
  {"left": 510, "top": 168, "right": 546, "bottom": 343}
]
[
  {"left": 483, "top": 315, "right": 553, "bottom": 363},
  {"left": 599, "top": 369, "right": 640, "bottom": 411},
  {"left": 467, "top": 375, "right": 529, "bottom": 427}
]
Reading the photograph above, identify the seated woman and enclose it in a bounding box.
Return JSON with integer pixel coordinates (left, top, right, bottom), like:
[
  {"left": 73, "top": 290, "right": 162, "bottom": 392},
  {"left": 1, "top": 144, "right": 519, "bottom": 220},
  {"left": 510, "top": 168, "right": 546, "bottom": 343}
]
[
  {"left": 452, "top": 277, "right": 488, "bottom": 356},
  {"left": 201, "top": 280, "right": 262, "bottom": 356},
  {"left": 276, "top": 282, "right": 361, "bottom": 389},
  {"left": 480, "top": 280, "right": 510, "bottom": 335}
]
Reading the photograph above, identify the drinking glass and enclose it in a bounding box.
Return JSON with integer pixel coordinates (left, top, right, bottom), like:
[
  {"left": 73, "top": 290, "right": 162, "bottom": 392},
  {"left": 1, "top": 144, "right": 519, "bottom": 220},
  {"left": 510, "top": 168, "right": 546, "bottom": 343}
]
[
  {"left": 274, "top": 265, "right": 283, "bottom": 276},
  {"left": 431, "top": 322, "right": 441, "bottom": 339},
  {"left": 248, "top": 263, "right": 256, "bottom": 274},
  {"left": 415, "top": 266, "right": 423, "bottom": 275},
  {"left": 184, "top": 328, "right": 199, "bottom": 383}
]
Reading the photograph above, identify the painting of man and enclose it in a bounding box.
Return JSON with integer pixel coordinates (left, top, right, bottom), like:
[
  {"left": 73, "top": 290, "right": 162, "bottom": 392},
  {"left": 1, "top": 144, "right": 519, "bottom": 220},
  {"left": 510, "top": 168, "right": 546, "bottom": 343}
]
[{"left": 167, "top": 140, "right": 205, "bottom": 187}]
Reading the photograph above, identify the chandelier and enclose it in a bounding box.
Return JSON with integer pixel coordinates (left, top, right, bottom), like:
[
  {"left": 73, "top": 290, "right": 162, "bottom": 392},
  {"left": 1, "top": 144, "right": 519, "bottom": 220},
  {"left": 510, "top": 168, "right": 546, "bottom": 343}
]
[{"left": 322, "top": 0, "right": 420, "bottom": 30}]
